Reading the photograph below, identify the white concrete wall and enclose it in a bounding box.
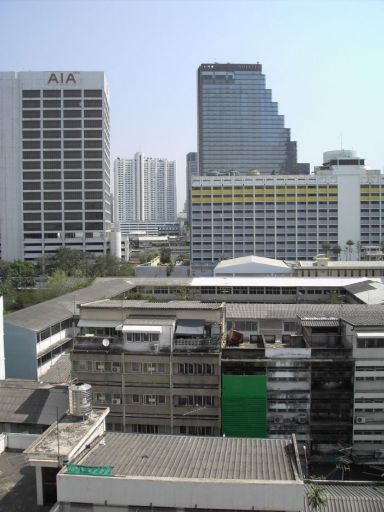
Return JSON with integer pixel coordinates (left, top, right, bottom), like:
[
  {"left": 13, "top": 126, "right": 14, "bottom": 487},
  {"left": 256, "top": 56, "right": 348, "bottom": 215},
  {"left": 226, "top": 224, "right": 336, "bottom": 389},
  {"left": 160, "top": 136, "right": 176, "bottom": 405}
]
[
  {"left": 0, "top": 73, "right": 23, "bottom": 260},
  {"left": 57, "top": 475, "right": 304, "bottom": 511},
  {"left": 0, "top": 297, "right": 4, "bottom": 379}
]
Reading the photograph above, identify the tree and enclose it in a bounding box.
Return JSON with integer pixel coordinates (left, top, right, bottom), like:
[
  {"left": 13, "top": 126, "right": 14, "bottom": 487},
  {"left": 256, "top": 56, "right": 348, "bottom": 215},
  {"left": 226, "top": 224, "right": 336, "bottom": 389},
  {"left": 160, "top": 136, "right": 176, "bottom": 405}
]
[
  {"left": 160, "top": 247, "right": 171, "bottom": 264},
  {"left": 307, "top": 484, "right": 327, "bottom": 511},
  {"left": 331, "top": 244, "right": 341, "bottom": 260},
  {"left": 345, "top": 240, "right": 355, "bottom": 260},
  {"left": 321, "top": 241, "right": 331, "bottom": 257}
]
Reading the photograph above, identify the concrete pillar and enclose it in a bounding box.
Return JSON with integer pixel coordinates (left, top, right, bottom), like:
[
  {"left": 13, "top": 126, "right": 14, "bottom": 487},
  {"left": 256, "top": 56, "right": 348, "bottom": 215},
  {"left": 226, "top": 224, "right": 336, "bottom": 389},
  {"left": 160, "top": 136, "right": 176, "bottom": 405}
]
[{"left": 35, "top": 466, "right": 43, "bottom": 506}]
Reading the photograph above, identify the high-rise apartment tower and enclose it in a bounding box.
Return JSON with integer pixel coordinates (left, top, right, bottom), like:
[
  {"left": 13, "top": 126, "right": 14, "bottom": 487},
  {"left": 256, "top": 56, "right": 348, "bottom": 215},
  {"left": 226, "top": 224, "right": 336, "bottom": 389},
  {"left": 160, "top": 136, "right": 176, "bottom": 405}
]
[
  {"left": 198, "top": 63, "right": 309, "bottom": 176},
  {"left": 114, "top": 153, "right": 176, "bottom": 223},
  {"left": 0, "top": 71, "right": 111, "bottom": 261}
]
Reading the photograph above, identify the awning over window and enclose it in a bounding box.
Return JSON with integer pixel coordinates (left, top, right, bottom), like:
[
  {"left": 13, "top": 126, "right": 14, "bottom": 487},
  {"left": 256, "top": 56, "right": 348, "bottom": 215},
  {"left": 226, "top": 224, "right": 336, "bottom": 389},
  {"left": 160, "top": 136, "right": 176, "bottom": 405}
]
[
  {"left": 77, "top": 320, "right": 121, "bottom": 328},
  {"left": 175, "top": 319, "right": 205, "bottom": 337},
  {"left": 356, "top": 331, "right": 384, "bottom": 338},
  {"left": 116, "top": 325, "right": 163, "bottom": 333}
]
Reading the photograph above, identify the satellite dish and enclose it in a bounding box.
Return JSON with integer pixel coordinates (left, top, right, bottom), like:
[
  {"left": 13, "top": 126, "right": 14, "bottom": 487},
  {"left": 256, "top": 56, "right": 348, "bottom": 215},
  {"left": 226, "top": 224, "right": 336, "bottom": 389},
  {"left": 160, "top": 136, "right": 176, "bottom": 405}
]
[{"left": 102, "top": 338, "right": 110, "bottom": 347}]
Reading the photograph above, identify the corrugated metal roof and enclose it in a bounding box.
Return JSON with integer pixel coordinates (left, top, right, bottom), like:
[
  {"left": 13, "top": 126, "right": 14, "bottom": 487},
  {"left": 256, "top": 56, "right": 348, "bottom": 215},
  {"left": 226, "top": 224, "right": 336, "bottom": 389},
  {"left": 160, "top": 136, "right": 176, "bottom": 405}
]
[
  {"left": 304, "top": 484, "right": 384, "bottom": 512},
  {"left": 80, "top": 300, "right": 223, "bottom": 310},
  {"left": 0, "top": 380, "right": 68, "bottom": 425},
  {"left": 5, "top": 277, "right": 136, "bottom": 331},
  {"left": 75, "top": 433, "right": 300, "bottom": 482},
  {"left": 300, "top": 317, "right": 340, "bottom": 328},
  {"left": 226, "top": 303, "right": 384, "bottom": 326},
  {"left": 40, "top": 353, "right": 71, "bottom": 385}
]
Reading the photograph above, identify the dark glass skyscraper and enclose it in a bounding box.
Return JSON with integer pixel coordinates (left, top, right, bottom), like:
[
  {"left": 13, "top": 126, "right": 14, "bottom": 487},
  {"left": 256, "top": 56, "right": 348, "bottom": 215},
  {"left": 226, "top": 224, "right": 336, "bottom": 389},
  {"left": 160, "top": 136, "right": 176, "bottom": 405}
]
[{"left": 198, "top": 63, "right": 309, "bottom": 175}]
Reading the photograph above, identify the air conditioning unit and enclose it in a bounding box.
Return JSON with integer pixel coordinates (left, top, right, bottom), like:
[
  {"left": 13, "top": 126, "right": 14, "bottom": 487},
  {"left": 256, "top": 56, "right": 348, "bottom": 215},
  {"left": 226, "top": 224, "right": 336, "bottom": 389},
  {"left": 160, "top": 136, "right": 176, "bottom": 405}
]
[
  {"left": 112, "top": 398, "right": 121, "bottom": 405},
  {"left": 148, "top": 397, "right": 156, "bottom": 404},
  {"left": 152, "top": 343, "right": 160, "bottom": 353},
  {"left": 112, "top": 366, "right": 120, "bottom": 373},
  {"left": 355, "top": 416, "right": 366, "bottom": 424}
]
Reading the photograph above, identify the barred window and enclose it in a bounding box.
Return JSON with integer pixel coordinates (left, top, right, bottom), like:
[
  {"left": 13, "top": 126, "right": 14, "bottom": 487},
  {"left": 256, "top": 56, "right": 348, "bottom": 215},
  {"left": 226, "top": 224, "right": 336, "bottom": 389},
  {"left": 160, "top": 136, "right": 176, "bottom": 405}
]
[
  {"left": 85, "top": 140, "right": 102, "bottom": 148},
  {"left": 64, "top": 191, "right": 82, "bottom": 200},
  {"left": 64, "top": 120, "right": 81, "bottom": 128},
  {"left": 43, "top": 160, "right": 61, "bottom": 169},
  {"left": 23, "top": 172, "right": 40, "bottom": 180},
  {"left": 43, "top": 90, "right": 61, "bottom": 98},
  {"left": 43, "top": 120, "right": 61, "bottom": 128},
  {"left": 64, "top": 140, "right": 81, "bottom": 148},
  {"left": 43, "top": 171, "right": 61, "bottom": 179},
  {"left": 64, "top": 161, "right": 82, "bottom": 169},
  {"left": 43, "top": 110, "right": 61, "bottom": 118},
  {"left": 63, "top": 90, "right": 81, "bottom": 97},
  {"left": 43, "top": 130, "right": 61, "bottom": 138},
  {"left": 23, "top": 161, "right": 40, "bottom": 169},
  {"left": 64, "top": 130, "right": 82, "bottom": 138},
  {"left": 84, "top": 130, "right": 102, "bottom": 138},
  {"left": 23, "top": 90, "right": 40, "bottom": 98},
  {"left": 23, "top": 100, "right": 40, "bottom": 108},
  {"left": 23, "top": 120, "right": 40, "bottom": 129},
  {"left": 43, "top": 140, "right": 61, "bottom": 149},
  {"left": 43, "top": 100, "right": 61, "bottom": 108},
  {"left": 23, "top": 140, "right": 40, "bottom": 149},
  {"left": 84, "top": 90, "right": 102, "bottom": 97},
  {"left": 64, "top": 110, "right": 82, "bottom": 118},
  {"left": 23, "top": 151, "right": 40, "bottom": 159},
  {"left": 23, "top": 131, "right": 40, "bottom": 138},
  {"left": 64, "top": 99, "right": 81, "bottom": 108}
]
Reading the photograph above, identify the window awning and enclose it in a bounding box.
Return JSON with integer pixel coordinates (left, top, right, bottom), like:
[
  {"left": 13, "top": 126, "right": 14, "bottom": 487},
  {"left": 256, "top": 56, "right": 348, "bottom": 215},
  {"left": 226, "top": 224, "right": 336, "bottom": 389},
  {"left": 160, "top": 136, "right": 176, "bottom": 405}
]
[
  {"left": 176, "top": 319, "right": 205, "bottom": 337},
  {"left": 116, "top": 325, "right": 163, "bottom": 333},
  {"left": 356, "top": 331, "right": 384, "bottom": 338},
  {"left": 77, "top": 320, "right": 121, "bottom": 328}
]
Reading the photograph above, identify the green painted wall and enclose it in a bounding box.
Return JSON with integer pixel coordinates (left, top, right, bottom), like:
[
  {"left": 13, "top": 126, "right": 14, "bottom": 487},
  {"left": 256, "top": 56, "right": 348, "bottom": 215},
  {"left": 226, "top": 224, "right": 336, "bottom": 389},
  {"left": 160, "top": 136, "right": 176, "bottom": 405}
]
[{"left": 222, "top": 375, "right": 267, "bottom": 437}]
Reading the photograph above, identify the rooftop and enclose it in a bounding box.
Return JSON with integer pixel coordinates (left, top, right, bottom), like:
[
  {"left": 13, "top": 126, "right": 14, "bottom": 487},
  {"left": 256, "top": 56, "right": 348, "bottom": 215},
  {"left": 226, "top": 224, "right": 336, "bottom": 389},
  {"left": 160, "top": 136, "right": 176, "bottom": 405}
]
[
  {"left": 5, "top": 277, "right": 136, "bottom": 331},
  {"left": 214, "top": 254, "right": 292, "bottom": 270},
  {"left": 80, "top": 300, "right": 224, "bottom": 310},
  {"left": 226, "top": 303, "right": 384, "bottom": 326},
  {"left": 25, "top": 408, "right": 108, "bottom": 463},
  {"left": 72, "top": 433, "right": 301, "bottom": 482},
  {"left": 304, "top": 483, "right": 384, "bottom": 512},
  {"left": 0, "top": 380, "right": 68, "bottom": 426}
]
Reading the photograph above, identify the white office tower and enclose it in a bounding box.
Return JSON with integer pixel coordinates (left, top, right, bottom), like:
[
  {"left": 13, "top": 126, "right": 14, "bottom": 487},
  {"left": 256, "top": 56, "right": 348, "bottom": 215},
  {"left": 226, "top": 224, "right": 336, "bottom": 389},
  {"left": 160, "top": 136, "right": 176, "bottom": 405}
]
[
  {"left": 0, "top": 71, "right": 112, "bottom": 261},
  {"left": 114, "top": 153, "right": 177, "bottom": 222}
]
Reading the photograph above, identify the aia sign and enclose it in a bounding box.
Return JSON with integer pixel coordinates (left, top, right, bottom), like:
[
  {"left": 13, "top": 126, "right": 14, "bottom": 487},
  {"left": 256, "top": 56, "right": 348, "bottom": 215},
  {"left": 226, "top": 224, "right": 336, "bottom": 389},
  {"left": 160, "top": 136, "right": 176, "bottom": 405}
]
[{"left": 48, "top": 72, "right": 77, "bottom": 85}]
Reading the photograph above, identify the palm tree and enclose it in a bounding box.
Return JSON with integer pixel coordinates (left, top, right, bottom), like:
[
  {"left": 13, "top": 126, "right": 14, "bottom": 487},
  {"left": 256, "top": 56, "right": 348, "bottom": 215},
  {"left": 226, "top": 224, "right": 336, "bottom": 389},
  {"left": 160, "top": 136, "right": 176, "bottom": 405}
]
[
  {"left": 331, "top": 244, "right": 341, "bottom": 260},
  {"left": 307, "top": 484, "right": 328, "bottom": 511},
  {"left": 345, "top": 240, "right": 355, "bottom": 260},
  {"left": 321, "top": 241, "right": 331, "bottom": 257}
]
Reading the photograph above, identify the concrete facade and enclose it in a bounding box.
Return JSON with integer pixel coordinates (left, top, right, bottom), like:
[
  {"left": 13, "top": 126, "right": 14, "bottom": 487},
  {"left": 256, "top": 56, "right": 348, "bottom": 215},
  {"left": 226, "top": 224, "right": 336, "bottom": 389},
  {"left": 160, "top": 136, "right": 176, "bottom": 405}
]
[
  {"left": 191, "top": 150, "right": 383, "bottom": 269},
  {"left": 0, "top": 71, "right": 112, "bottom": 262}
]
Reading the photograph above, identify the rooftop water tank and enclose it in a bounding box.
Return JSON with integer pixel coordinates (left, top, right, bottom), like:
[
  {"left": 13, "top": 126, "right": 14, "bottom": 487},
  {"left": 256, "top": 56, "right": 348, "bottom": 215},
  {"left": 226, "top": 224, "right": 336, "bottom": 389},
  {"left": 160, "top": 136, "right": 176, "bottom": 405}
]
[{"left": 69, "top": 382, "right": 92, "bottom": 417}]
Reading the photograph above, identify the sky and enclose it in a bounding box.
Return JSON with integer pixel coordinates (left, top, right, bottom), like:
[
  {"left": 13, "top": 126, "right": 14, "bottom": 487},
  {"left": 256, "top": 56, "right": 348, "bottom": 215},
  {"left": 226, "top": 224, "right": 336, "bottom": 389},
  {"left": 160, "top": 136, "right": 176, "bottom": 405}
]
[{"left": 1, "top": 0, "right": 383, "bottom": 209}]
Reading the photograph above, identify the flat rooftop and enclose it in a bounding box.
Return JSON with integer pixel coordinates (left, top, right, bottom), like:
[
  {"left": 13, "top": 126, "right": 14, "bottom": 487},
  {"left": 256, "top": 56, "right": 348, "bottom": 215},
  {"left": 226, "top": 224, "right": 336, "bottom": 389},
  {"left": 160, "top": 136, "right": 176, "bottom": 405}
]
[
  {"left": 25, "top": 408, "right": 108, "bottom": 462},
  {"left": 71, "top": 433, "right": 301, "bottom": 482}
]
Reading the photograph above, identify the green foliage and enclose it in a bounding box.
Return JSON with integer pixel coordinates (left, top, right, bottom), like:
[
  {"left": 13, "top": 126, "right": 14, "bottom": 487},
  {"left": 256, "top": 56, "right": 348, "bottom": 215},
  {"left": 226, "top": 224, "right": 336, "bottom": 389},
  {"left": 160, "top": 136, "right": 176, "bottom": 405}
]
[
  {"left": 1, "top": 249, "right": 134, "bottom": 313},
  {"left": 321, "top": 241, "right": 331, "bottom": 256},
  {"left": 331, "top": 244, "right": 341, "bottom": 260},
  {"left": 307, "top": 484, "right": 327, "bottom": 511},
  {"left": 160, "top": 247, "right": 171, "bottom": 264}
]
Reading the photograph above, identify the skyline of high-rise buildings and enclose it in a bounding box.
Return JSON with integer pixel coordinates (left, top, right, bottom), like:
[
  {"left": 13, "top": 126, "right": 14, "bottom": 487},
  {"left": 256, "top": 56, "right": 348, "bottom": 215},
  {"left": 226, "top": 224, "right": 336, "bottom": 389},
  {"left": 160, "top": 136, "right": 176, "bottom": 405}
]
[
  {"left": 197, "top": 63, "right": 309, "bottom": 176},
  {"left": 114, "top": 152, "right": 177, "bottom": 224}
]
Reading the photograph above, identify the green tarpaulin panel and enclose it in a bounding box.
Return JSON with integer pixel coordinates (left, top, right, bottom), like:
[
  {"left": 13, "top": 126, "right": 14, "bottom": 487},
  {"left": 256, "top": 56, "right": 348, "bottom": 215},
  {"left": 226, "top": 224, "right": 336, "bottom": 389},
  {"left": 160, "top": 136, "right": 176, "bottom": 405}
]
[
  {"left": 66, "top": 464, "right": 113, "bottom": 477},
  {"left": 222, "top": 375, "right": 267, "bottom": 437}
]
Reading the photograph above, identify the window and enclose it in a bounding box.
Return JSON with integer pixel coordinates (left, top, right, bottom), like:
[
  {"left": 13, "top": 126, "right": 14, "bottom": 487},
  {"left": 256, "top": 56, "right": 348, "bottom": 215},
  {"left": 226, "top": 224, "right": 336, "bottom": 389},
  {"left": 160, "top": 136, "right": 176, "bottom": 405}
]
[{"left": 177, "top": 363, "right": 214, "bottom": 375}]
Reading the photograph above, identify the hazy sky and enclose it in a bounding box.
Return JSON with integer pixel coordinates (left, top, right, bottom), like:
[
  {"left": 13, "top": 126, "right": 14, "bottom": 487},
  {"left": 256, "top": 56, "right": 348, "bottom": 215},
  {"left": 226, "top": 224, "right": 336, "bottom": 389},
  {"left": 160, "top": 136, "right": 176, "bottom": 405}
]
[{"left": 1, "top": 0, "right": 383, "bottom": 209}]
